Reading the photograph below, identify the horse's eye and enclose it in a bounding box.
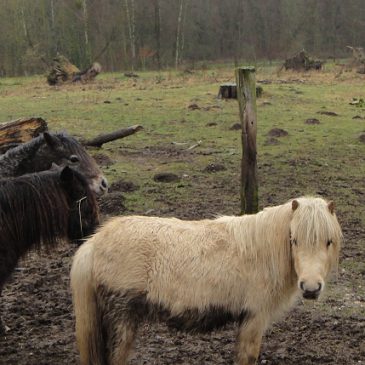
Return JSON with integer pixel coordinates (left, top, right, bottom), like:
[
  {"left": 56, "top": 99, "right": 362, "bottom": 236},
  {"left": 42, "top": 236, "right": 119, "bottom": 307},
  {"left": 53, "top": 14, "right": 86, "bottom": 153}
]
[
  {"left": 327, "top": 239, "right": 333, "bottom": 247},
  {"left": 291, "top": 238, "right": 297, "bottom": 246},
  {"left": 69, "top": 155, "right": 79, "bottom": 163}
]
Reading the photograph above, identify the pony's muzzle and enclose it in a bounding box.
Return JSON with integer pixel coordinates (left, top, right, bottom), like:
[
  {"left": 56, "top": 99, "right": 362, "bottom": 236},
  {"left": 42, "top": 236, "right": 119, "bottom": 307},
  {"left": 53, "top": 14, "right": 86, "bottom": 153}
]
[
  {"left": 299, "top": 280, "right": 323, "bottom": 300},
  {"left": 92, "top": 176, "right": 108, "bottom": 195}
]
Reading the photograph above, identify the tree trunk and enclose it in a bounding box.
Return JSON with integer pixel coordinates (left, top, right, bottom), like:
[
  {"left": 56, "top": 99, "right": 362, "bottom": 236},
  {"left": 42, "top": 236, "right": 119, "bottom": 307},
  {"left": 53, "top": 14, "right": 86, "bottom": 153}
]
[
  {"left": 124, "top": 0, "right": 136, "bottom": 71},
  {"left": 236, "top": 67, "right": 258, "bottom": 214},
  {"left": 154, "top": 0, "right": 161, "bottom": 70},
  {"left": 0, "top": 117, "right": 48, "bottom": 153},
  {"left": 175, "top": 0, "right": 184, "bottom": 69},
  {"left": 82, "top": 0, "right": 91, "bottom": 65}
]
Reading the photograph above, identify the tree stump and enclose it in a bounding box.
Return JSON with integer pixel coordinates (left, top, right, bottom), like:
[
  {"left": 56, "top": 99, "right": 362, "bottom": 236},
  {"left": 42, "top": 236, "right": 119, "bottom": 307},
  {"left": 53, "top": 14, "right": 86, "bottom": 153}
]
[
  {"left": 218, "top": 83, "right": 263, "bottom": 99},
  {"left": 218, "top": 83, "right": 237, "bottom": 99},
  {"left": 0, "top": 117, "right": 48, "bottom": 153}
]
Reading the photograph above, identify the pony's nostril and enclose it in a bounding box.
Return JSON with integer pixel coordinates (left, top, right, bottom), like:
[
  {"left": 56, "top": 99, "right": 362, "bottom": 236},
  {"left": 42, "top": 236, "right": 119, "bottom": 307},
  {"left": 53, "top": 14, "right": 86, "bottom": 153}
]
[
  {"left": 300, "top": 281, "right": 305, "bottom": 291},
  {"left": 317, "top": 282, "right": 322, "bottom": 292},
  {"left": 101, "top": 178, "right": 108, "bottom": 190}
]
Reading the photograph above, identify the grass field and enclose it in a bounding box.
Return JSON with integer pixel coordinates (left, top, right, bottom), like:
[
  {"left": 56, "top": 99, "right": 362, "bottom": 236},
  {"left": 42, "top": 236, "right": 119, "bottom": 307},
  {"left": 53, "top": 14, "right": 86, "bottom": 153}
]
[{"left": 0, "top": 64, "right": 364, "bottom": 364}]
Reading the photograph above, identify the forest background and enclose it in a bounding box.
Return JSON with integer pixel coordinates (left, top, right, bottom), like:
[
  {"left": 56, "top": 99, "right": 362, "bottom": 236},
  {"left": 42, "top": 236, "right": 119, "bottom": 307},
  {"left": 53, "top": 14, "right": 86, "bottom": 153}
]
[{"left": 1, "top": 0, "right": 365, "bottom": 76}]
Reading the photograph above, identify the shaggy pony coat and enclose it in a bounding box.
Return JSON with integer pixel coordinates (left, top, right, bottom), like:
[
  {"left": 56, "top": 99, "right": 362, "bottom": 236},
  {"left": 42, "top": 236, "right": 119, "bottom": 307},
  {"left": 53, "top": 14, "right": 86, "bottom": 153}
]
[{"left": 71, "top": 197, "right": 342, "bottom": 365}]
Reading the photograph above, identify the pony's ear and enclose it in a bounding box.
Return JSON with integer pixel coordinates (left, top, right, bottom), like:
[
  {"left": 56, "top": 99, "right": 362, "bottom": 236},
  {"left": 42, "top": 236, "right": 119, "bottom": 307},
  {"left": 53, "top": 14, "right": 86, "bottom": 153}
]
[
  {"left": 292, "top": 200, "right": 299, "bottom": 211},
  {"left": 60, "top": 166, "right": 75, "bottom": 183},
  {"left": 328, "top": 201, "right": 335, "bottom": 214},
  {"left": 43, "top": 132, "right": 59, "bottom": 149}
]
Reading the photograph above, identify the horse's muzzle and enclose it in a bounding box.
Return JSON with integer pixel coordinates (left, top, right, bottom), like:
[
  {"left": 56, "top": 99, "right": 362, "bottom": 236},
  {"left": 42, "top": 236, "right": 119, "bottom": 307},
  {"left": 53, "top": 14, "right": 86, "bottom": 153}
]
[{"left": 300, "top": 281, "right": 322, "bottom": 300}]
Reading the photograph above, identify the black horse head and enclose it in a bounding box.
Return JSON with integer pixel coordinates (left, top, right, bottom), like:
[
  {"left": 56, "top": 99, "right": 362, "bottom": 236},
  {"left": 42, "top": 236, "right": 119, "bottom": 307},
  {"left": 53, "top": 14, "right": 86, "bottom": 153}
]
[
  {"left": 59, "top": 166, "right": 100, "bottom": 241},
  {"left": 0, "top": 132, "right": 108, "bottom": 196}
]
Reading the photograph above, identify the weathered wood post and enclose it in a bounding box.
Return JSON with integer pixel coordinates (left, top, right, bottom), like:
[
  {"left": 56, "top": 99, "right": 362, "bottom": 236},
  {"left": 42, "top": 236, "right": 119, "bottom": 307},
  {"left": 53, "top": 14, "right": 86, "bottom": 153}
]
[{"left": 235, "top": 66, "right": 258, "bottom": 214}]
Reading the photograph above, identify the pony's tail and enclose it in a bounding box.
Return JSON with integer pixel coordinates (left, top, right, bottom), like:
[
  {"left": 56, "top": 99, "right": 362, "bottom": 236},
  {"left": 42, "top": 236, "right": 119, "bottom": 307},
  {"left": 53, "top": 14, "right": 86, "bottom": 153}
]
[{"left": 70, "top": 242, "right": 106, "bottom": 365}]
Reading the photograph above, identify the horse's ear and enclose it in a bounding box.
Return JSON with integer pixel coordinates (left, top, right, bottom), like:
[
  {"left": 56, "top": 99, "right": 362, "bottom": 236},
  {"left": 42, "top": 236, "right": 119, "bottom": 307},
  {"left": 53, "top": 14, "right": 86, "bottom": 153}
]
[
  {"left": 328, "top": 201, "right": 335, "bottom": 214},
  {"left": 292, "top": 200, "right": 299, "bottom": 211},
  {"left": 50, "top": 162, "right": 60, "bottom": 171},
  {"left": 60, "top": 166, "right": 75, "bottom": 183},
  {"left": 43, "top": 132, "right": 59, "bottom": 149}
]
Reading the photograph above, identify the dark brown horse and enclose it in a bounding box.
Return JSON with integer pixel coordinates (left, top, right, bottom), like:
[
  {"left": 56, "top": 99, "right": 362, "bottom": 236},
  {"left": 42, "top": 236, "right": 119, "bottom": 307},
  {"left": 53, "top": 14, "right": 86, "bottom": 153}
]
[
  {"left": 0, "top": 132, "right": 108, "bottom": 195},
  {"left": 0, "top": 166, "right": 99, "bottom": 334}
]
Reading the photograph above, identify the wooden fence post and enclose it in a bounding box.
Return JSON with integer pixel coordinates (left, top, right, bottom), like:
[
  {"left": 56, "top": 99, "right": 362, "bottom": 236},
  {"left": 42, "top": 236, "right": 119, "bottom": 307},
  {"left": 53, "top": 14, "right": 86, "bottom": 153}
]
[{"left": 235, "top": 66, "right": 258, "bottom": 214}]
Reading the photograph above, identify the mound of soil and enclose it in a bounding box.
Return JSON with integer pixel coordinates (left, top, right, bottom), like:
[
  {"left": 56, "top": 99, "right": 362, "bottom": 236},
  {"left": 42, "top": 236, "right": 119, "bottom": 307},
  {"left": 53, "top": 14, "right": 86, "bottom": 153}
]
[
  {"left": 98, "top": 192, "right": 126, "bottom": 215},
  {"left": 109, "top": 179, "right": 139, "bottom": 193},
  {"left": 268, "top": 128, "right": 288, "bottom": 137},
  {"left": 230, "top": 123, "right": 241, "bottom": 130},
  {"left": 204, "top": 163, "right": 226, "bottom": 173},
  {"left": 265, "top": 137, "right": 280, "bottom": 145},
  {"left": 153, "top": 172, "right": 180, "bottom": 183}
]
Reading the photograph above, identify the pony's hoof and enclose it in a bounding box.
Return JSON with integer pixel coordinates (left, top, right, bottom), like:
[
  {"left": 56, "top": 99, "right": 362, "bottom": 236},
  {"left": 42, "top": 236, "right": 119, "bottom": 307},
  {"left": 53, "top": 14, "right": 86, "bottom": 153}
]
[{"left": 0, "top": 322, "right": 9, "bottom": 336}]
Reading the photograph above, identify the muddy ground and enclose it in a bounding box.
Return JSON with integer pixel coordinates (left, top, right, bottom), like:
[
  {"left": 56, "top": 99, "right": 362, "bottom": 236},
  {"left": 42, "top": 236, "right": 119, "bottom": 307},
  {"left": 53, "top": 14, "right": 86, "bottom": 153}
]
[{"left": 0, "top": 147, "right": 364, "bottom": 365}]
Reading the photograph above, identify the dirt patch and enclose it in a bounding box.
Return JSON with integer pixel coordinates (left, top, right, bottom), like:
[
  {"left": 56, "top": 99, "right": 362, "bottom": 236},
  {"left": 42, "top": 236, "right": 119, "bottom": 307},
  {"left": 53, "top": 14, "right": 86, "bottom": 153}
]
[
  {"left": 317, "top": 111, "right": 339, "bottom": 116},
  {"left": 203, "top": 163, "right": 226, "bottom": 173},
  {"left": 0, "top": 141, "right": 364, "bottom": 365},
  {"left": 305, "top": 118, "right": 320, "bottom": 125}
]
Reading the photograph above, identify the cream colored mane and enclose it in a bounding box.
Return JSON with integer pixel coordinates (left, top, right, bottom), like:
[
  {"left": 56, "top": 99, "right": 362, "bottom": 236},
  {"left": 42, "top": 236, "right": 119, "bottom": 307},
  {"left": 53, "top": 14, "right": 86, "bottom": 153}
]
[{"left": 215, "top": 196, "right": 342, "bottom": 286}]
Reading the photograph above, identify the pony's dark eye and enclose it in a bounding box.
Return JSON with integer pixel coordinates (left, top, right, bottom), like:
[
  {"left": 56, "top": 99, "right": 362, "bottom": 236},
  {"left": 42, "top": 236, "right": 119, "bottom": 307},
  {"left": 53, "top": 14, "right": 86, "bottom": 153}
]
[
  {"left": 291, "top": 238, "right": 297, "bottom": 246},
  {"left": 69, "top": 155, "right": 79, "bottom": 163},
  {"left": 327, "top": 239, "right": 333, "bottom": 247}
]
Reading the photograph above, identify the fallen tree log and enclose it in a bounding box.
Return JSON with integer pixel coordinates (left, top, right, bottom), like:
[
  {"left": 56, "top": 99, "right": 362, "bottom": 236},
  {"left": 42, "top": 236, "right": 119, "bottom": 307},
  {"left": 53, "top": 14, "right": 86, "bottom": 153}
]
[
  {"left": 72, "top": 62, "right": 102, "bottom": 83},
  {"left": 283, "top": 50, "right": 323, "bottom": 71},
  {"left": 83, "top": 125, "right": 144, "bottom": 148},
  {"left": 0, "top": 117, "right": 48, "bottom": 153}
]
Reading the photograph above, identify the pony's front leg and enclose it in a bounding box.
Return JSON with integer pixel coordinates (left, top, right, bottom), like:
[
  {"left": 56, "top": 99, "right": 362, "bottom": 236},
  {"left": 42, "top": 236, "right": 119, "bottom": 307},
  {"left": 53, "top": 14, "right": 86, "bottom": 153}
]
[{"left": 235, "top": 315, "right": 266, "bottom": 365}]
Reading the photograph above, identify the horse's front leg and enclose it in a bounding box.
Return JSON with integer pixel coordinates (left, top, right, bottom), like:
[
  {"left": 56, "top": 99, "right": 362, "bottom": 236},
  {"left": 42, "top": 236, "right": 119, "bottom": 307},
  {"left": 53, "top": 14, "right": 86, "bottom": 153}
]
[{"left": 235, "top": 315, "right": 267, "bottom": 365}]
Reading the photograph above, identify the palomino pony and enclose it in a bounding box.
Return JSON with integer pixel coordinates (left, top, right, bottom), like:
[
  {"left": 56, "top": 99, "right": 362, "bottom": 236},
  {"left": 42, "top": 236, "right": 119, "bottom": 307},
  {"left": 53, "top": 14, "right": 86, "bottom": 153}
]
[
  {"left": 71, "top": 196, "right": 342, "bottom": 365},
  {"left": 0, "top": 132, "right": 108, "bottom": 195},
  {"left": 0, "top": 166, "right": 99, "bottom": 334}
]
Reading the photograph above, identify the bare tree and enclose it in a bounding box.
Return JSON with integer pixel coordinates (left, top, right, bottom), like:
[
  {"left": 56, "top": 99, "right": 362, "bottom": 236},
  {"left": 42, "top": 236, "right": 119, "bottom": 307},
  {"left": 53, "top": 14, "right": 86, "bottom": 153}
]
[
  {"left": 154, "top": 0, "right": 161, "bottom": 70},
  {"left": 124, "top": 0, "right": 136, "bottom": 70}
]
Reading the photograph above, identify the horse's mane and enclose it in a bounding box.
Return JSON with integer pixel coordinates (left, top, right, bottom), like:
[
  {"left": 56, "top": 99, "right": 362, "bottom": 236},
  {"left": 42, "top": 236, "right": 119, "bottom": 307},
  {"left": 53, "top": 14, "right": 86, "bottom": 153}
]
[
  {"left": 52, "top": 132, "right": 95, "bottom": 164},
  {"left": 0, "top": 170, "right": 71, "bottom": 253},
  {"left": 216, "top": 196, "right": 342, "bottom": 286}
]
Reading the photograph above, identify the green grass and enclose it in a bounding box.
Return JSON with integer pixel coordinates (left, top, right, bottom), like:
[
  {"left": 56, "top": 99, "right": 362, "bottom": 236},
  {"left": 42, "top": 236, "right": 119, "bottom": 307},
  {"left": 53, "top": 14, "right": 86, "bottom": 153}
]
[{"left": 0, "top": 67, "right": 364, "bottom": 217}]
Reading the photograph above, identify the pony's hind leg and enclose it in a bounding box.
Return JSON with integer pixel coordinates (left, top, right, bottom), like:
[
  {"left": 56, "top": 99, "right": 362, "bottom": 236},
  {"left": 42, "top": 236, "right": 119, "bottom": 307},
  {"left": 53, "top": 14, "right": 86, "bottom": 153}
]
[
  {"left": 109, "top": 321, "right": 138, "bottom": 365},
  {"left": 98, "top": 287, "right": 141, "bottom": 365}
]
